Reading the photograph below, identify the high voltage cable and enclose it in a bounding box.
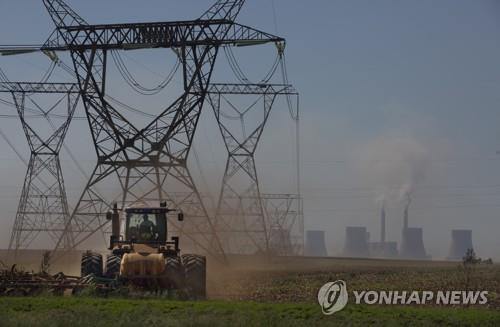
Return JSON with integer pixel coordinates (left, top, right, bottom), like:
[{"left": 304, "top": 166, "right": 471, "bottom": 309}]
[
  {"left": 223, "top": 46, "right": 281, "bottom": 84},
  {"left": 224, "top": 47, "right": 250, "bottom": 83},
  {"left": 0, "top": 128, "right": 27, "bottom": 165},
  {"left": 271, "top": 0, "right": 279, "bottom": 34},
  {"left": 0, "top": 97, "right": 85, "bottom": 120},
  {"left": 0, "top": 65, "right": 85, "bottom": 120},
  {"left": 40, "top": 61, "right": 57, "bottom": 83},
  {"left": 270, "top": 0, "right": 302, "bottom": 235},
  {"left": 279, "top": 52, "right": 299, "bottom": 121},
  {"left": 111, "top": 50, "right": 180, "bottom": 96},
  {"left": 305, "top": 191, "right": 500, "bottom": 200},
  {"left": 307, "top": 203, "right": 500, "bottom": 213},
  {"left": 105, "top": 95, "right": 156, "bottom": 118}
]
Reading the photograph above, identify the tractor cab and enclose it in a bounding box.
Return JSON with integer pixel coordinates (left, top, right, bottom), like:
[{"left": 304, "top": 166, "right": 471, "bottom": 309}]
[
  {"left": 106, "top": 202, "right": 184, "bottom": 255},
  {"left": 125, "top": 208, "right": 166, "bottom": 243}
]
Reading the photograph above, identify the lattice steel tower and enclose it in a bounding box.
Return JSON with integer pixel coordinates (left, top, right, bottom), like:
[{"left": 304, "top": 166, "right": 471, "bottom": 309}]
[
  {"left": 262, "top": 194, "right": 303, "bottom": 256},
  {"left": 36, "top": 0, "right": 284, "bottom": 259},
  {"left": 207, "top": 83, "right": 297, "bottom": 254},
  {"left": 0, "top": 82, "right": 80, "bottom": 252}
]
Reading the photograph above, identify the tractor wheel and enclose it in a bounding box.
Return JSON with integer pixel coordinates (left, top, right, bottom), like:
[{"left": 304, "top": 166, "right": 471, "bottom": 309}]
[
  {"left": 105, "top": 255, "right": 121, "bottom": 278},
  {"left": 81, "top": 251, "right": 103, "bottom": 277},
  {"left": 182, "top": 254, "right": 206, "bottom": 299},
  {"left": 165, "top": 256, "right": 184, "bottom": 291}
]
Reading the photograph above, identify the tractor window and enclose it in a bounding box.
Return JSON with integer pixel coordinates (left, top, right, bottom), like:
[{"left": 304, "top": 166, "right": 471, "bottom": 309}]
[{"left": 126, "top": 212, "right": 166, "bottom": 243}]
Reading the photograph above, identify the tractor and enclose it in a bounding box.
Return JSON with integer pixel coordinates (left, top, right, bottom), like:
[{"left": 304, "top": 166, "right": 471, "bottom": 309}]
[{"left": 80, "top": 202, "right": 206, "bottom": 297}]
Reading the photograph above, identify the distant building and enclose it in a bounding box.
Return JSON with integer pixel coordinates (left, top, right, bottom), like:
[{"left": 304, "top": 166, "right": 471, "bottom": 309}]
[
  {"left": 305, "top": 230, "right": 327, "bottom": 257},
  {"left": 343, "top": 226, "right": 370, "bottom": 257},
  {"left": 400, "top": 227, "right": 429, "bottom": 259},
  {"left": 448, "top": 229, "right": 473, "bottom": 260}
]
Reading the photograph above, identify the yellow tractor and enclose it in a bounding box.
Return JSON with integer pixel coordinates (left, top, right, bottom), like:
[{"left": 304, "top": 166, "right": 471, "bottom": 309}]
[{"left": 80, "top": 202, "right": 206, "bottom": 297}]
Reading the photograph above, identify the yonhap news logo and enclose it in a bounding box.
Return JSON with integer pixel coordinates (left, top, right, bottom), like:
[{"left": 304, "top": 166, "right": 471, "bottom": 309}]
[
  {"left": 353, "top": 290, "right": 489, "bottom": 305},
  {"left": 318, "top": 281, "right": 489, "bottom": 315},
  {"left": 317, "top": 280, "right": 348, "bottom": 315}
]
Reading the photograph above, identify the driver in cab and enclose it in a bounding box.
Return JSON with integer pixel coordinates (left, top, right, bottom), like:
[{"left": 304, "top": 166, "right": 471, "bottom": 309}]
[{"left": 139, "top": 214, "right": 157, "bottom": 241}]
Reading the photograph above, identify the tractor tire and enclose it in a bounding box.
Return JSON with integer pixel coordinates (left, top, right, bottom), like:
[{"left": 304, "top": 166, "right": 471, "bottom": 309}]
[
  {"left": 81, "top": 251, "right": 103, "bottom": 277},
  {"left": 182, "top": 254, "right": 206, "bottom": 299},
  {"left": 165, "top": 256, "right": 184, "bottom": 290},
  {"left": 105, "top": 254, "right": 121, "bottom": 278}
]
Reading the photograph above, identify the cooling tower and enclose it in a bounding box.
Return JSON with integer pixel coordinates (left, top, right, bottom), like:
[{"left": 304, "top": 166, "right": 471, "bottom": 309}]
[
  {"left": 400, "top": 227, "right": 427, "bottom": 259},
  {"left": 343, "top": 226, "right": 370, "bottom": 257},
  {"left": 448, "top": 229, "right": 473, "bottom": 260},
  {"left": 305, "top": 230, "right": 328, "bottom": 257}
]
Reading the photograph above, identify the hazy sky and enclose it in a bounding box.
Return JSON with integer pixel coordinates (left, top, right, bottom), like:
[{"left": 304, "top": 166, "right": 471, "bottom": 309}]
[{"left": 1, "top": 0, "right": 500, "bottom": 259}]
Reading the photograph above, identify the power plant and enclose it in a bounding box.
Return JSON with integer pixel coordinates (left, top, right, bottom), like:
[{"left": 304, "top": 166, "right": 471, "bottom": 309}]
[
  {"left": 343, "top": 226, "right": 369, "bottom": 257},
  {"left": 448, "top": 229, "right": 474, "bottom": 260},
  {"left": 0, "top": 2, "right": 498, "bottom": 326},
  {"left": 341, "top": 200, "right": 475, "bottom": 260},
  {"left": 305, "top": 230, "right": 327, "bottom": 257}
]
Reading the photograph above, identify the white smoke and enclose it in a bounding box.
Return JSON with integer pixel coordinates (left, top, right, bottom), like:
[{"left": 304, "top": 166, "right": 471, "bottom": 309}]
[{"left": 355, "top": 136, "right": 430, "bottom": 204}]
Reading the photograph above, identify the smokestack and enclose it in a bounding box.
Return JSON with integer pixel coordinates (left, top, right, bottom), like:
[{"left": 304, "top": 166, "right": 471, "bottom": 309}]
[
  {"left": 368, "top": 203, "right": 399, "bottom": 257},
  {"left": 305, "top": 230, "right": 327, "bottom": 257},
  {"left": 343, "top": 226, "right": 370, "bottom": 258},
  {"left": 400, "top": 227, "right": 427, "bottom": 259},
  {"left": 380, "top": 202, "right": 386, "bottom": 243},
  {"left": 403, "top": 192, "right": 411, "bottom": 230},
  {"left": 448, "top": 230, "right": 473, "bottom": 260},
  {"left": 400, "top": 192, "right": 427, "bottom": 259}
]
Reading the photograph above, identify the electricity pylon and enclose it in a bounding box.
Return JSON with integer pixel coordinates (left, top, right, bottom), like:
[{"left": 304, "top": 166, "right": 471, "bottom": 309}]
[
  {"left": 38, "top": 0, "right": 284, "bottom": 259},
  {"left": 206, "top": 83, "right": 297, "bottom": 254},
  {"left": 0, "top": 82, "right": 80, "bottom": 253}
]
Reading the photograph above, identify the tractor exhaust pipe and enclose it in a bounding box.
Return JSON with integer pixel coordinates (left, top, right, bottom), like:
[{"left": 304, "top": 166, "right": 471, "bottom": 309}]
[{"left": 106, "top": 203, "right": 121, "bottom": 249}]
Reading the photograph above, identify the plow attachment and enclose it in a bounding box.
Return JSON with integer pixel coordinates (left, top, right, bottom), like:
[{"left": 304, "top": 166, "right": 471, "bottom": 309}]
[{"left": 0, "top": 265, "right": 115, "bottom": 296}]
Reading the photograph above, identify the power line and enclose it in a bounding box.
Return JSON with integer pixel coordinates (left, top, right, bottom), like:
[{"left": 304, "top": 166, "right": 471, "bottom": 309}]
[
  {"left": 0, "top": 128, "right": 27, "bottom": 165},
  {"left": 307, "top": 203, "right": 500, "bottom": 213},
  {"left": 271, "top": 0, "right": 279, "bottom": 34},
  {"left": 105, "top": 94, "right": 156, "bottom": 118},
  {"left": 111, "top": 50, "right": 180, "bottom": 96}
]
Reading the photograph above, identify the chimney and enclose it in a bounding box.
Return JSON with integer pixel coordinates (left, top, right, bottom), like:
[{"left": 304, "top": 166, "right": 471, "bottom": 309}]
[
  {"left": 448, "top": 229, "right": 473, "bottom": 260},
  {"left": 403, "top": 192, "right": 411, "bottom": 230},
  {"left": 305, "top": 230, "right": 328, "bottom": 257},
  {"left": 343, "top": 226, "right": 370, "bottom": 258}
]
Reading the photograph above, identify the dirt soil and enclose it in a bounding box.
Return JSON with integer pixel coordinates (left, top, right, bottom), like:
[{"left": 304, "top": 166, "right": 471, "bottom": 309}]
[
  {"left": 207, "top": 255, "right": 500, "bottom": 308},
  {"left": 3, "top": 250, "right": 499, "bottom": 308}
]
